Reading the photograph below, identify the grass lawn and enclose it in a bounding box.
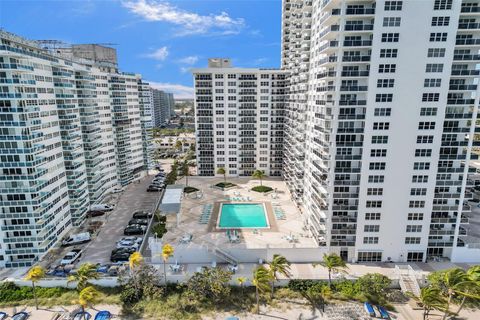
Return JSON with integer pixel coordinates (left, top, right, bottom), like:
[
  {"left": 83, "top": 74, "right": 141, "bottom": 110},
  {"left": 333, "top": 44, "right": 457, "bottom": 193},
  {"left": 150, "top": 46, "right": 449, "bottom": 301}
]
[
  {"left": 184, "top": 186, "right": 199, "bottom": 193},
  {"left": 251, "top": 185, "right": 273, "bottom": 193},
  {"left": 214, "top": 182, "right": 237, "bottom": 189}
]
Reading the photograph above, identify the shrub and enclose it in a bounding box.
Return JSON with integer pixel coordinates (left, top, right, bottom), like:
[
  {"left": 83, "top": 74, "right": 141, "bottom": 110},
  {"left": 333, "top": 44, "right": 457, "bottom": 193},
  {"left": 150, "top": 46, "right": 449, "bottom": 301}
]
[
  {"left": 355, "top": 273, "right": 391, "bottom": 302},
  {"left": 214, "top": 182, "right": 236, "bottom": 189},
  {"left": 0, "top": 282, "right": 70, "bottom": 303},
  {"left": 186, "top": 267, "right": 233, "bottom": 303},
  {"left": 288, "top": 279, "right": 322, "bottom": 292},
  {"left": 152, "top": 223, "right": 167, "bottom": 238},
  {"left": 251, "top": 186, "right": 273, "bottom": 193},
  {"left": 332, "top": 280, "right": 359, "bottom": 300},
  {"left": 184, "top": 186, "right": 199, "bottom": 193}
]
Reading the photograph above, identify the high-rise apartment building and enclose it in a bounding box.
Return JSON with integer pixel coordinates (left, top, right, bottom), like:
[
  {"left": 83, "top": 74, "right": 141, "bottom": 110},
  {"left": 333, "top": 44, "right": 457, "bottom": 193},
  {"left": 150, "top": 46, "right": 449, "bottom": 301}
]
[
  {"left": 193, "top": 59, "right": 287, "bottom": 177},
  {"left": 0, "top": 30, "right": 152, "bottom": 267},
  {"left": 280, "top": 0, "right": 480, "bottom": 263},
  {"left": 151, "top": 89, "right": 175, "bottom": 127}
]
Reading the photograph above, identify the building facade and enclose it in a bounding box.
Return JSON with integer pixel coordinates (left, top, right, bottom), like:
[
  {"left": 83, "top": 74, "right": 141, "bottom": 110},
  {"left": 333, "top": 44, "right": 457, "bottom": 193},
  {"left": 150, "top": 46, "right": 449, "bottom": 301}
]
[
  {"left": 280, "top": 0, "right": 480, "bottom": 263},
  {"left": 151, "top": 89, "right": 175, "bottom": 127},
  {"left": 193, "top": 59, "right": 288, "bottom": 177},
  {"left": 0, "top": 30, "right": 151, "bottom": 267}
]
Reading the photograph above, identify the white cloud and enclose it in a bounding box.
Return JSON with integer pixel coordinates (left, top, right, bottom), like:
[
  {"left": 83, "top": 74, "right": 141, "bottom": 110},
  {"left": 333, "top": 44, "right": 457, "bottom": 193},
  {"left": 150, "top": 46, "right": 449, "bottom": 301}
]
[
  {"left": 253, "top": 57, "right": 268, "bottom": 66},
  {"left": 178, "top": 56, "right": 199, "bottom": 65},
  {"left": 144, "top": 47, "right": 169, "bottom": 60},
  {"left": 122, "top": 0, "right": 245, "bottom": 36},
  {"left": 180, "top": 67, "right": 190, "bottom": 74},
  {"left": 148, "top": 81, "right": 194, "bottom": 99}
]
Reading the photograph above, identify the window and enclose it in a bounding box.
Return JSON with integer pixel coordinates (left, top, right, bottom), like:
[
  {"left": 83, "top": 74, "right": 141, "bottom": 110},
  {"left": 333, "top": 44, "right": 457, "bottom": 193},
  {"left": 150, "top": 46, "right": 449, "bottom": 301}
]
[
  {"left": 376, "top": 94, "right": 393, "bottom": 102},
  {"left": 424, "top": 78, "right": 442, "bottom": 87},
  {"left": 379, "top": 64, "right": 396, "bottom": 73},
  {"left": 420, "top": 107, "right": 438, "bottom": 116},
  {"left": 414, "top": 162, "right": 430, "bottom": 170},
  {"left": 430, "top": 33, "right": 448, "bottom": 42},
  {"left": 409, "top": 200, "right": 425, "bottom": 208},
  {"left": 431, "top": 17, "right": 450, "bottom": 26},
  {"left": 367, "top": 187, "right": 384, "bottom": 195},
  {"left": 385, "top": 1, "right": 403, "bottom": 11},
  {"left": 374, "top": 108, "right": 392, "bottom": 116},
  {"left": 364, "top": 225, "right": 380, "bottom": 232},
  {"left": 419, "top": 122, "right": 436, "bottom": 130},
  {"left": 406, "top": 225, "right": 423, "bottom": 232},
  {"left": 407, "top": 252, "right": 424, "bottom": 262},
  {"left": 408, "top": 213, "right": 424, "bottom": 220},
  {"left": 373, "top": 122, "right": 390, "bottom": 130},
  {"left": 410, "top": 188, "right": 427, "bottom": 196},
  {"left": 427, "top": 48, "right": 446, "bottom": 57},
  {"left": 405, "top": 237, "right": 421, "bottom": 244},
  {"left": 363, "top": 237, "right": 379, "bottom": 244},
  {"left": 358, "top": 252, "right": 382, "bottom": 262},
  {"left": 426, "top": 63, "right": 444, "bottom": 72},
  {"left": 380, "top": 49, "right": 398, "bottom": 58},
  {"left": 383, "top": 17, "right": 401, "bottom": 27},
  {"left": 422, "top": 93, "right": 440, "bottom": 102},
  {"left": 433, "top": 0, "right": 452, "bottom": 10},
  {"left": 365, "top": 213, "right": 381, "bottom": 220},
  {"left": 372, "top": 136, "right": 388, "bottom": 144},
  {"left": 369, "top": 163, "right": 386, "bottom": 170},
  {"left": 417, "top": 135, "right": 434, "bottom": 143},
  {"left": 377, "top": 79, "right": 395, "bottom": 88},
  {"left": 381, "top": 33, "right": 400, "bottom": 42},
  {"left": 368, "top": 175, "right": 384, "bottom": 183},
  {"left": 415, "top": 149, "right": 432, "bottom": 157},
  {"left": 366, "top": 200, "right": 382, "bottom": 208},
  {"left": 370, "top": 149, "right": 387, "bottom": 157}
]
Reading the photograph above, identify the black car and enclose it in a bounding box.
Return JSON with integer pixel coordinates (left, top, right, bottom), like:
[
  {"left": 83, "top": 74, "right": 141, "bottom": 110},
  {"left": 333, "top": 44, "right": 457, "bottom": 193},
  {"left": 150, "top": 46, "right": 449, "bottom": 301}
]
[
  {"left": 86, "top": 210, "right": 105, "bottom": 218},
  {"left": 133, "top": 211, "right": 152, "bottom": 219},
  {"left": 124, "top": 224, "right": 146, "bottom": 235},
  {"left": 155, "top": 172, "right": 166, "bottom": 177},
  {"left": 147, "top": 186, "right": 162, "bottom": 192},
  {"left": 111, "top": 247, "right": 136, "bottom": 255},
  {"left": 110, "top": 252, "right": 131, "bottom": 263},
  {"left": 128, "top": 218, "right": 149, "bottom": 226}
]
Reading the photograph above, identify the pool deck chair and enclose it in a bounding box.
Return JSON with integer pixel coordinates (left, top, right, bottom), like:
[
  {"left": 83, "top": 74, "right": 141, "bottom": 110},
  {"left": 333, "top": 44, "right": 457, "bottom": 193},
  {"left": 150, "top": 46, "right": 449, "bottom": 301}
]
[
  {"left": 73, "top": 312, "right": 91, "bottom": 320},
  {"left": 376, "top": 305, "right": 389, "bottom": 319},
  {"left": 364, "top": 302, "right": 376, "bottom": 317},
  {"left": 94, "top": 311, "right": 112, "bottom": 320},
  {"left": 0, "top": 312, "right": 7, "bottom": 320}
]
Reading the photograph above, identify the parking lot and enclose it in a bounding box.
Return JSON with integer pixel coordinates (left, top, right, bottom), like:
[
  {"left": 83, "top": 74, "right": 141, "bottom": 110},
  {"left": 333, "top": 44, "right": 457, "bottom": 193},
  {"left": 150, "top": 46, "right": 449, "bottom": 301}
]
[{"left": 78, "top": 174, "right": 161, "bottom": 264}]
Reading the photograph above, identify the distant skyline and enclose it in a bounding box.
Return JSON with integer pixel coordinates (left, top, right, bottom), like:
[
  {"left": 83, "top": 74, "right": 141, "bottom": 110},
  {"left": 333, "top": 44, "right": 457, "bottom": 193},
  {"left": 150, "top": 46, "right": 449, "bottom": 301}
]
[{"left": 0, "top": 0, "right": 282, "bottom": 98}]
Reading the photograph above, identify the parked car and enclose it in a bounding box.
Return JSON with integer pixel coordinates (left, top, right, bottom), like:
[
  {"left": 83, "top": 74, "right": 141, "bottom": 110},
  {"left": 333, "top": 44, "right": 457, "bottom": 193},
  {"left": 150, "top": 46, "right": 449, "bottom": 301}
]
[
  {"left": 119, "top": 236, "right": 143, "bottom": 244},
  {"left": 155, "top": 172, "right": 166, "bottom": 176},
  {"left": 60, "top": 248, "right": 82, "bottom": 265},
  {"left": 110, "top": 187, "right": 123, "bottom": 194},
  {"left": 90, "top": 204, "right": 114, "bottom": 211},
  {"left": 116, "top": 238, "right": 140, "bottom": 250},
  {"left": 111, "top": 247, "right": 136, "bottom": 255},
  {"left": 147, "top": 186, "right": 162, "bottom": 192},
  {"left": 151, "top": 183, "right": 165, "bottom": 189},
  {"left": 11, "top": 312, "right": 29, "bottom": 320},
  {"left": 86, "top": 210, "right": 105, "bottom": 218},
  {"left": 124, "top": 224, "right": 146, "bottom": 235},
  {"left": 62, "top": 232, "right": 91, "bottom": 246},
  {"left": 128, "top": 218, "right": 149, "bottom": 226},
  {"left": 132, "top": 211, "right": 152, "bottom": 219},
  {"left": 153, "top": 177, "right": 165, "bottom": 183}
]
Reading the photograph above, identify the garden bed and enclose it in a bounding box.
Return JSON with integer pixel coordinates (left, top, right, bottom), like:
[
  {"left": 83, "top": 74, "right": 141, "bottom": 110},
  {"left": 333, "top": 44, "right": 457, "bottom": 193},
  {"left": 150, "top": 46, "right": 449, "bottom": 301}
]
[
  {"left": 251, "top": 185, "right": 273, "bottom": 193},
  {"left": 214, "top": 182, "right": 237, "bottom": 190},
  {"left": 184, "top": 186, "right": 199, "bottom": 193}
]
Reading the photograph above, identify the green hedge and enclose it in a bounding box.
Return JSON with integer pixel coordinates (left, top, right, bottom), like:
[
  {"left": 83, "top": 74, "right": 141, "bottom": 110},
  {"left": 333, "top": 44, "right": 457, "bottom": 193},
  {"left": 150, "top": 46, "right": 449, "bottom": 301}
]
[
  {"left": 214, "top": 182, "right": 236, "bottom": 189},
  {"left": 0, "top": 282, "right": 70, "bottom": 303},
  {"left": 152, "top": 222, "right": 167, "bottom": 238},
  {"left": 251, "top": 186, "right": 273, "bottom": 193},
  {"left": 184, "top": 186, "right": 199, "bottom": 193}
]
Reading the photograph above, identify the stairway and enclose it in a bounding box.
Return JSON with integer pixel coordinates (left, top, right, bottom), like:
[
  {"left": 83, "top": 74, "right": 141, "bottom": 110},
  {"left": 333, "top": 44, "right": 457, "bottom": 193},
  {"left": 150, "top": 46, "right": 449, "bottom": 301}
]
[
  {"left": 395, "top": 265, "right": 421, "bottom": 297},
  {"left": 206, "top": 245, "right": 238, "bottom": 264}
]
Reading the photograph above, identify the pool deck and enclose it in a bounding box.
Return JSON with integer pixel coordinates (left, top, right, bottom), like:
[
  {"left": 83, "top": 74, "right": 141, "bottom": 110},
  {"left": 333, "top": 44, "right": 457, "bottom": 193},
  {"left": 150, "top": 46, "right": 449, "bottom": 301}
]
[{"left": 161, "top": 176, "right": 318, "bottom": 249}]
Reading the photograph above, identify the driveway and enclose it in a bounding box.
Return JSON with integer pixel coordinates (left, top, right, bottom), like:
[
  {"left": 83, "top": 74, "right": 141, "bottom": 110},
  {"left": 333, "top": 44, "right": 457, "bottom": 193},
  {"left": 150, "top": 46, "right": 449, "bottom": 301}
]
[{"left": 80, "top": 174, "right": 161, "bottom": 264}]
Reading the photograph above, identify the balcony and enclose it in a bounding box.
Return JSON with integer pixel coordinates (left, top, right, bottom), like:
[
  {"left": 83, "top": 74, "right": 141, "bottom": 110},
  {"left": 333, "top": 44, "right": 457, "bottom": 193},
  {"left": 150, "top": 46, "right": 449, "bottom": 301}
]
[
  {"left": 343, "top": 40, "right": 372, "bottom": 47},
  {"left": 341, "top": 70, "right": 369, "bottom": 77},
  {"left": 345, "top": 8, "right": 375, "bottom": 15},
  {"left": 456, "top": 38, "right": 480, "bottom": 46}
]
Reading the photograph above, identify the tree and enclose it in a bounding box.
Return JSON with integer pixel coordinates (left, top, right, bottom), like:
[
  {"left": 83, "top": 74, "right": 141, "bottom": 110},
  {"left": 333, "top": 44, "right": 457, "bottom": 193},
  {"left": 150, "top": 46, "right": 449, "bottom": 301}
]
[
  {"left": 237, "top": 277, "right": 247, "bottom": 294},
  {"left": 313, "top": 253, "right": 348, "bottom": 286},
  {"left": 180, "top": 160, "right": 195, "bottom": 187},
  {"left": 24, "top": 265, "right": 46, "bottom": 310},
  {"left": 356, "top": 273, "right": 391, "bottom": 302},
  {"left": 76, "top": 286, "right": 100, "bottom": 319},
  {"left": 252, "top": 170, "right": 266, "bottom": 186},
  {"left": 455, "top": 266, "right": 480, "bottom": 315},
  {"left": 161, "top": 243, "right": 174, "bottom": 292},
  {"left": 129, "top": 252, "right": 144, "bottom": 271},
  {"left": 408, "top": 287, "right": 447, "bottom": 320},
  {"left": 252, "top": 266, "right": 271, "bottom": 314},
  {"left": 268, "top": 254, "right": 291, "bottom": 298},
  {"left": 118, "top": 264, "right": 163, "bottom": 304},
  {"left": 174, "top": 140, "right": 183, "bottom": 152},
  {"left": 186, "top": 267, "right": 233, "bottom": 303},
  {"left": 68, "top": 263, "right": 99, "bottom": 291},
  {"left": 306, "top": 282, "right": 331, "bottom": 312},
  {"left": 217, "top": 167, "right": 227, "bottom": 184},
  {"left": 428, "top": 268, "right": 480, "bottom": 320}
]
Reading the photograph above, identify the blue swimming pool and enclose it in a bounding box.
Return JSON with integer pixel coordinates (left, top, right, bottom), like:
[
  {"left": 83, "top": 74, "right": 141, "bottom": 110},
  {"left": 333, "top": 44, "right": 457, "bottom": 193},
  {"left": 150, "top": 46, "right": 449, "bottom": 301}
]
[{"left": 218, "top": 203, "right": 269, "bottom": 229}]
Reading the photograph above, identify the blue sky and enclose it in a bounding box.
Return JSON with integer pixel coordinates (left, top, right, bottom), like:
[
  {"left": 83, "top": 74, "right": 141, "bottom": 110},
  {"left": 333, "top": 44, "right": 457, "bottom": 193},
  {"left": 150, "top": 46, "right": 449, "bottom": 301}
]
[{"left": 0, "top": 0, "right": 282, "bottom": 98}]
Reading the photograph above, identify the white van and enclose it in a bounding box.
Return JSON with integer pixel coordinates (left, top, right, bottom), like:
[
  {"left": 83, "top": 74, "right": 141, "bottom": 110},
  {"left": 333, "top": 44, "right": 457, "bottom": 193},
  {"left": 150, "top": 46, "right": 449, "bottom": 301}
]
[
  {"left": 90, "top": 204, "right": 114, "bottom": 211},
  {"left": 62, "top": 232, "right": 91, "bottom": 246}
]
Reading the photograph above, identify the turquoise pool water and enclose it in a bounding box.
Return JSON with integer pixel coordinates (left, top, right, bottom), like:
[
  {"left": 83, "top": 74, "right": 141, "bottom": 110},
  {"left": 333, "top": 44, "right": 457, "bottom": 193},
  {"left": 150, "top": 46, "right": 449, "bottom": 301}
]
[{"left": 218, "top": 203, "right": 269, "bottom": 228}]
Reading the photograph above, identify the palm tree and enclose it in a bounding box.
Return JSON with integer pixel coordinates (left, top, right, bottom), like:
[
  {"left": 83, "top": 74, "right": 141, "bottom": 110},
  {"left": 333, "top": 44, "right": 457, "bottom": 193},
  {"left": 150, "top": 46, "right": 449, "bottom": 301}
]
[
  {"left": 313, "top": 253, "right": 348, "bottom": 286},
  {"left": 181, "top": 160, "right": 195, "bottom": 187},
  {"left": 77, "top": 286, "right": 100, "bottom": 320},
  {"left": 25, "top": 265, "right": 46, "bottom": 310},
  {"left": 174, "top": 140, "right": 183, "bottom": 152},
  {"left": 252, "top": 170, "right": 266, "bottom": 186},
  {"left": 267, "top": 254, "right": 291, "bottom": 298},
  {"left": 67, "top": 263, "right": 99, "bottom": 291},
  {"left": 162, "top": 243, "right": 174, "bottom": 292},
  {"left": 454, "top": 266, "right": 480, "bottom": 316},
  {"left": 128, "top": 252, "right": 144, "bottom": 293},
  {"left": 237, "top": 276, "right": 247, "bottom": 294},
  {"left": 217, "top": 167, "right": 227, "bottom": 184},
  {"left": 252, "top": 266, "right": 271, "bottom": 314},
  {"left": 408, "top": 287, "right": 447, "bottom": 320}
]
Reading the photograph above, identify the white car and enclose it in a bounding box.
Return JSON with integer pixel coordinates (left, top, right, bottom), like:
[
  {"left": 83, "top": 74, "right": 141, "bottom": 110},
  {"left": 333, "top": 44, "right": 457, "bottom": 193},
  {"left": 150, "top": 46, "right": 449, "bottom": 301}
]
[
  {"left": 60, "top": 249, "right": 82, "bottom": 265},
  {"left": 118, "top": 236, "right": 143, "bottom": 244},
  {"left": 111, "top": 187, "right": 123, "bottom": 194},
  {"left": 116, "top": 239, "right": 140, "bottom": 250},
  {"left": 91, "top": 204, "right": 114, "bottom": 211}
]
